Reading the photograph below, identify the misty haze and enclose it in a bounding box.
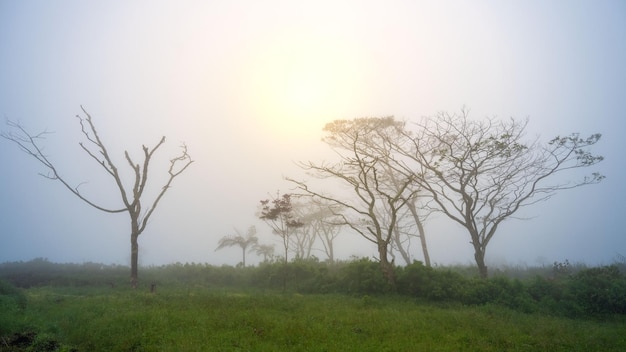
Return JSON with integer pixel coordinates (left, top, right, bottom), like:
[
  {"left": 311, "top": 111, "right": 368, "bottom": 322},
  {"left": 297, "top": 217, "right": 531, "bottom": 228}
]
[{"left": 1, "top": 1, "right": 625, "bottom": 350}]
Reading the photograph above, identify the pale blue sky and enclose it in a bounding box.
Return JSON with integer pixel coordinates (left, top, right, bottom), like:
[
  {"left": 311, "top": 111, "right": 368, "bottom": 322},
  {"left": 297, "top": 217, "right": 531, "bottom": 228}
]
[{"left": 1, "top": 0, "right": 624, "bottom": 267}]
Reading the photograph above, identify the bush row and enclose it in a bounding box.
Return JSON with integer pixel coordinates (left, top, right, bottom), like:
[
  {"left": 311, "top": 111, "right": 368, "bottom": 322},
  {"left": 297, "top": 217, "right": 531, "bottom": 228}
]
[{"left": 1, "top": 257, "right": 625, "bottom": 318}]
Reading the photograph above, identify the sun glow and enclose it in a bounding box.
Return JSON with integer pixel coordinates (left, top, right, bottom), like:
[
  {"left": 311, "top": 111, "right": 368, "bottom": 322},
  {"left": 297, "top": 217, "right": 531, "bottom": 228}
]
[{"left": 243, "top": 31, "right": 364, "bottom": 140}]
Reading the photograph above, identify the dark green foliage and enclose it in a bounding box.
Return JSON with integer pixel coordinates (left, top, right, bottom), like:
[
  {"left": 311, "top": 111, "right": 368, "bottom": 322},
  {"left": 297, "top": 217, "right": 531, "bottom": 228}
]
[
  {"left": 1, "top": 260, "right": 626, "bottom": 352},
  {"left": 333, "top": 257, "right": 393, "bottom": 294},
  {"left": 29, "top": 333, "right": 61, "bottom": 352},
  {"left": 0, "top": 258, "right": 128, "bottom": 288},
  {"left": 525, "top": 276, "right": 563, "bottom": 313},
  {"left": 249, "top": 258, "right": 323, "bottom": 292},
  {"left": 527, "top": 275, "right": 563, "bottom": 302},
  {"left": 0, "top": 279, "right": 29, "bottom": 337},
  {"left": 567, "top": 265, "right": 626, "bottom": 316},
  {"left": 3, "top": 286, "right": 626, "bottom": 351},
  {"left": 397, "top": 261, "right": 464, "bottom": 301},
  {"left": 0, "top": 279, "right": 27, "bottom": 309},
  {"left": 2, "top": 258, "right": 626, "bottom": 320},
  {"left": 462, "top": 277, "right": 536, "bottom": 312}
]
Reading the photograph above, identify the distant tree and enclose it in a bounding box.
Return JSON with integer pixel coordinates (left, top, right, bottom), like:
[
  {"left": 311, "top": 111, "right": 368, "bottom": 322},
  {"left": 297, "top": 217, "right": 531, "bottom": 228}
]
[
  {"left": 287, "top": 197, "right": 339, "bottom": 261},
  {"left": 394, "top": 110, "right": 604, "bottom": 278},
  {"left": 313, "top": 213, "right": 343, "bottom": 264},
  {"left": 253, "top": 243, "right": 275, "bottom": 262},
  {"left": 289, "top": 118, "right": 420, "bottom": 287},
  {"left": 258, "top": 192, "right": 304, "bottom": 266},
  {"left": 288, "top": 200, "right": 316, "bottom": 260},
  {"left": 215, "top": 226, "right": 258, "bottom": 267},
  {"left": 298, "top": 198, "right": 343, "bottom": 263},
  {"left": 258, "top": 192, "right": 304, "bottom": 291},
  {"left": 1, "top": 107, "right": 193, "bottom": 288}
]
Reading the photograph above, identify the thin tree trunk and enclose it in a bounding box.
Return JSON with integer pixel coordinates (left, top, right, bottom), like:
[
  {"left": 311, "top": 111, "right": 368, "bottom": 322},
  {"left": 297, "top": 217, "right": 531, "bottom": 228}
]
[
  {"left": 392, "top": 224, "right": 412, "bottom": 266},
  {"left": 328, "top": 239, "right": 334, "bottom": 263},
  {"left": 415, "top": 216, "right": 430, "bottom": 267},
  {"left": 473, "top": 246, "right": 488, "bottom": 279},
  {"left": 377, "top": 242, "right": 396, "bottom": 289},
  {"left": 407, "top": 201, "right": 431, "bottom": 267},
  {"left": 130, "top": 233, "right": 139, "bottom": 288},
  {"left": 283, "top": 236, "right": 288, "bottom": 292}
]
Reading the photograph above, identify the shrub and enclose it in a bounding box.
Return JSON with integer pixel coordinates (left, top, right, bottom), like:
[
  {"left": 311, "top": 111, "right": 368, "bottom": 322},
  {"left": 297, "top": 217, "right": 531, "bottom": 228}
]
[
  {"left": 0, "top": 279, "right": 30, "bottom": 338},
  {"left": 527, "top": 275, "right": 562, "bottom": 302},
  {"left": 334, "top": 257, "right": 392, "bottom": 295},
  {"left": 459, "top": 276, "right": 535, "bottom": 313},
  {"left": 397, "top": 261, "right": 465, "bottom": 301},
  {"left": 566, "top": 265, "right": 626, "bottom": 315}
]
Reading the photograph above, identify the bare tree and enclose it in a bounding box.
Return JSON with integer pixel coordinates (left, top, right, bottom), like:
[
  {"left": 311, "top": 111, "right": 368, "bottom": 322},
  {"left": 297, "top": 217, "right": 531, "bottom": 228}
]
[
  {"left": 289, "top": 118, "right": 419, "bottom": 287},
  {"left": 2, "top": 107, "right": 193, "bottom": 287},
  {"left": 215, "top": 226, "right": 258, "bottom": 267},
  {"left": 288, "top": 197, "right": 342, "bottom": 261},
  {"left": 396, "top": 110, "right": 604, "bottom": 278},
  {"left": 314, "top": 219, "right": 342, "bottom": 263},
  {"left": 301, "top": 198, "right": 343, "bottom": 263},
  {"left": 288, "top": 200, "right": 317, "bottom": 260}
]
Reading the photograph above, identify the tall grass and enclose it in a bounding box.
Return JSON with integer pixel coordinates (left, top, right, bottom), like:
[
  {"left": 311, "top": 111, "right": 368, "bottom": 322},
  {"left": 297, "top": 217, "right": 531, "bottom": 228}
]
[
  {"left": 2, "top": 259, "right": 626, "bottom": 351},
  {"left": 4, "top": 285, "right": 626, "bottom": 351}
]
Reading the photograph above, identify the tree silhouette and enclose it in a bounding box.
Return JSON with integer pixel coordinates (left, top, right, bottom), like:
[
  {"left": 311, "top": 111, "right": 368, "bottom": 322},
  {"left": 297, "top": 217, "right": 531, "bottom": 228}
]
[
  {"left": 2, "top": 107, "right": 192, "bottom": 287},
  {"left": 259, "top": 192, "right": 303, "bottom": 291},
  {"left": 253, "top": 243, "right": 275, "bottom": 262},
  {"left": 258, "top": 192, "right": 304, "bottom": 265},
  {"left": 394, "top": 110, "right": 604, "bottom": 278},
  {"left": 289, "top": 118, "right": 421, "bottom": 287},
  {"left": 215, "top": 226, "right": 258, "bottom": 267}
]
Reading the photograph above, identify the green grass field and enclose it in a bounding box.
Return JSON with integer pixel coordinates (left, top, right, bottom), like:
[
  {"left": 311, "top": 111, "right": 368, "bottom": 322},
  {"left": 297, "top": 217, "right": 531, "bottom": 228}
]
[{"left": 3, "top": 285, "right": 626, "bottom": 352}]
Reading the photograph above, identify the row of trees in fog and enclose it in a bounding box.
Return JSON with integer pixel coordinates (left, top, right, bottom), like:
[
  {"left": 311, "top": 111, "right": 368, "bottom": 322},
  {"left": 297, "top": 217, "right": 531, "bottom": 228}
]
[
  {"left": 2, "top": 107, "right": 603, "bottom": 287},
  {"left": 248, "top": 110, "right": 603, "bottom": 285}
]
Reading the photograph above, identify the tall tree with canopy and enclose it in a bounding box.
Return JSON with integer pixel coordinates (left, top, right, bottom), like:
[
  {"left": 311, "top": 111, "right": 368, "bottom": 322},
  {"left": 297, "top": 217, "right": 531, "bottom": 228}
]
[
  {"left": 2, "top": 107, "right": 193, "bottom": 287},
  {"left": 395, "top": 110, "right": 604, "bottom": 278}
]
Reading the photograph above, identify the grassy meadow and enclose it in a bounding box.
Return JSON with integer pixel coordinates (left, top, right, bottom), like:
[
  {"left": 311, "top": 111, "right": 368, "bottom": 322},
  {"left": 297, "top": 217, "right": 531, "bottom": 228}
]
[
  {"left": 2, "top": 259, "right": 626, "bottom": 351},
  {"left": 3, "top": 286, "right": 626, "bottom": 351}
]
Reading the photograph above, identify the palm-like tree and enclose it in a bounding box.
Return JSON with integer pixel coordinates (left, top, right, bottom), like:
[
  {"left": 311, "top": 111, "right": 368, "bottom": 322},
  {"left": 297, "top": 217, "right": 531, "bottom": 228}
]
[
  {"left": 253, "top": 244, "right": 275, "bottom": 262},
  {"left": 216, "top": 226, "right": 258, "bottom": 267}
]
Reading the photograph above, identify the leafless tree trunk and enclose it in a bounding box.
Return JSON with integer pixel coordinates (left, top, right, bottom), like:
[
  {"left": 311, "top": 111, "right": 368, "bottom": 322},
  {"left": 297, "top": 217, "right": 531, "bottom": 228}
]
[
  {"left": 390, "top": 221, "right": 411, "bottom": 265},
  {"left": 2, "top": 107, "right": 193, "bottom": 288},
  {"left": 406, "top": 199, "right": 431, "bottom": 267},
  {"left": 315, "top": 216, "right": 342, "bottom": 263}
]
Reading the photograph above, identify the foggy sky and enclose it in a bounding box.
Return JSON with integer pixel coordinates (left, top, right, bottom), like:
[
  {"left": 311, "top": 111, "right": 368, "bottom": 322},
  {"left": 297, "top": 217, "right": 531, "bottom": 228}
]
[{"left": 1, "top": 0, "right": 624, "bottom": 268}]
